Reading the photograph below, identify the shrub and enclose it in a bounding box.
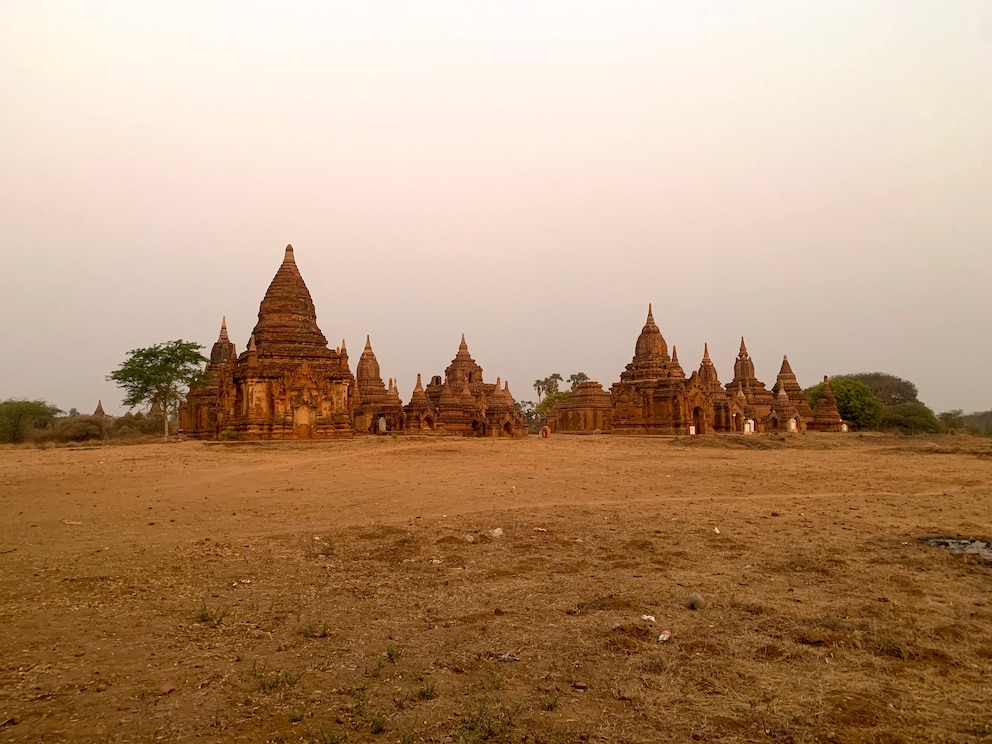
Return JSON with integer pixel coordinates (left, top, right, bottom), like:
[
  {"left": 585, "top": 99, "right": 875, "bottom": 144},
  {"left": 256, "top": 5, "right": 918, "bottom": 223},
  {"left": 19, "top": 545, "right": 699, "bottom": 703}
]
[{"left": 50, "top": 416, "right": 109, "bottom": 443}]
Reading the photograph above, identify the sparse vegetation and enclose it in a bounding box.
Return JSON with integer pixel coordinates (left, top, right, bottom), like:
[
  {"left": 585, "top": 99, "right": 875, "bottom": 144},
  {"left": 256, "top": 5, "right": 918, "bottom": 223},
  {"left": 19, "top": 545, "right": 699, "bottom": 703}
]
[
  {"left": 4, "top": 435, "right": 992, "bottom": 743},
  {"left": 251, "top": 661, "right": 301, "bottom": 692},
  {"left": 195, "top": 600, "right": 228, "bottom": 627},
  {"left": 385, "top": 642, "right": 402, "bottom": 664}
]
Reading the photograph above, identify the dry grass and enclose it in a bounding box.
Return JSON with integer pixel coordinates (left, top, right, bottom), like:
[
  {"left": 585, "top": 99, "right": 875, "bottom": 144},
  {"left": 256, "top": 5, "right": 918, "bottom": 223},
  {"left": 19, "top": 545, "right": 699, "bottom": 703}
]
[{"left": 0, "top": 433, "right": 990, "bottom": 742}]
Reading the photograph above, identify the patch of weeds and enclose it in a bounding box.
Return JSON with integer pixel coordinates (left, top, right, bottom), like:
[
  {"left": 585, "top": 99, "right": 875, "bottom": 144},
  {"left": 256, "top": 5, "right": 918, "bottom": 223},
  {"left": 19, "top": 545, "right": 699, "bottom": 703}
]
[
  {"left": 367, "top": 657, "right": 386, "bottom": 678},
  {"left": 289, "top": 708, "right": 306, "bottom": 723},
  {"left": 371, "top": 712, "right": 387, "bottom": 734},
  {"left": 252, "top": 661, "right": 301, "bottom": 692},
  {"left": 196, "top": 599, "right": 228, "bottom": 627},
  {"left": 352, "top": 685, "right": 369, "bottom": 717},
  {"left": 456, "top": 697, "right": 522, "bottom": 743},
  {"left": 418, "top": 678, "right": 438, "bottom": 700},
  {"left": 300, "top": 620, "right": 332, "bottom": 639},
  {"left": 386, "top": 642, "right": 402, "bottom": 664},
  {"left": 399, "top": 731, "right": 415, "bottom": 744},
  {"left": 540, "top": 690, "right": 559, "bottom": 711}
]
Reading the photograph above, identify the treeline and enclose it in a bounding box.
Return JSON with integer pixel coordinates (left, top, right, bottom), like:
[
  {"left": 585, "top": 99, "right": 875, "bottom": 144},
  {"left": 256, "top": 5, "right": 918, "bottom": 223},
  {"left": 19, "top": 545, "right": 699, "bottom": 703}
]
[
  {"left": 0, "top": 399, "right": 167, "bottom": 445},
  {"left": 804, "top": 373, "right": 988, "bottom": 435}
]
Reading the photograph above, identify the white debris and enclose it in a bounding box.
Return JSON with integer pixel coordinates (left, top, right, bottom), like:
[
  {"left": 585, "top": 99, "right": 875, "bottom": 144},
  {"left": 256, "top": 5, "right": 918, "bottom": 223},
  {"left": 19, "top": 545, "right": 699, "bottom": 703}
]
[
  {"left": 641, "top": 615, "right": 656, "bottom": 623},
  {"left": 658, "top": 629, "right": 672, "bottom": 643},
  {"left": 488, "top": 527, "right": 504, "bottom": 538},
  {"left": 713, "top": 527, "right": 721, "bottom": 534}
]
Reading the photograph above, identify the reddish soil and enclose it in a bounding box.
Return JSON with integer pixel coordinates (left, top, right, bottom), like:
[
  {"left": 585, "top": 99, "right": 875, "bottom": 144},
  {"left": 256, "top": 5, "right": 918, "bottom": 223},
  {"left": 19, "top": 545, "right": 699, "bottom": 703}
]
[{"left": 1, "top": 433, "right": 990, "bottom": 743}]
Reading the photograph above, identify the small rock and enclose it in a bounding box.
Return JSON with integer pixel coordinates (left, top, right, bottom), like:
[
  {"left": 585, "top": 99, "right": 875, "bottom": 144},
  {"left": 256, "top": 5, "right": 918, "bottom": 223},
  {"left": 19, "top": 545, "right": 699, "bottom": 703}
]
[
  {"left": 465, "top": 535, "right": 475, "bottom": 544},
  {"left": 658, "top": 629, "right": 672, "bottom": 643},
  {"left": 488, "top": 527, "right": 504, "bottom": 538},
  {"left": 688, "top": 592, "right": 706, "bottom": 610},
  {"left": 640, "top": 615, "right": 656, "bottom": 622}
]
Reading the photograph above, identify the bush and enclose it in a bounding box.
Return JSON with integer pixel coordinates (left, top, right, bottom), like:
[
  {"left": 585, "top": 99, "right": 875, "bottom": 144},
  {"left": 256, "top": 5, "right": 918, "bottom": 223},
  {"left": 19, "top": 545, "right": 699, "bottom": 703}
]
[
  {"left": 880, "top": 402, "right": 940, "bottom": 434},
  {"left": 50, "top": 416, "right": 110, "bottom": 443},
  {"left": 0, "top": 399, "right": 61, "bottom": 443}
]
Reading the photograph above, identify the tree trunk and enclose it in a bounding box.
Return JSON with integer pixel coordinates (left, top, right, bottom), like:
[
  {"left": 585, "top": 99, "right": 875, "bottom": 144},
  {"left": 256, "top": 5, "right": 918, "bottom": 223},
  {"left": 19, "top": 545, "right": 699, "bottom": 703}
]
[{"left": 163, "top": 395, "right": 170, "bottom": 441}]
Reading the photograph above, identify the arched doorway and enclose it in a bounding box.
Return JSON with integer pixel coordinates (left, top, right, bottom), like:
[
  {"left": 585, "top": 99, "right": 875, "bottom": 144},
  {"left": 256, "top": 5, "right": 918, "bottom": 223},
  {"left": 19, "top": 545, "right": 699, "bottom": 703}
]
[
  {"left": 692, "top": 406, "right": 704, "bottom": 435},
  {"left": 423, "top": 416, "right": 435, "bottom": 431},
  {"left": 503, "top": 421, "right": 513, "bottom": 436},
  {"left": 732, "top": 412, "right": 742, "bottom": 432}
]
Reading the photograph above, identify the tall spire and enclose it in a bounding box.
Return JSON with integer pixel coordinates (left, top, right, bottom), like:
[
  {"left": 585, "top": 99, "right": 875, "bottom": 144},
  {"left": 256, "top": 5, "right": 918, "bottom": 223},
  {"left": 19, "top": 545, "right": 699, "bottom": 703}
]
[
  {"left": 703, "top": 342, "right": 711, "bottom": 362},
  {"left": 459, "top": 333, "right": 468, "bottom": 353},
  {"left": 250, "top": 244, "right": 330, "bottom": 355},
  {"left": 210, "top": 316, "right": 237, "bottom": 365},
  {"left": 739, "top": 336, "right": 748, "bottom": 354},
  {"left": 671, "top": 345, "right": 679, "bottom": 365},
  {"left": 92, "top": 400, "right": 106, "bottom": 417},
  {"left": 779, "top": 355, "right": 795, "bottom": 376}
]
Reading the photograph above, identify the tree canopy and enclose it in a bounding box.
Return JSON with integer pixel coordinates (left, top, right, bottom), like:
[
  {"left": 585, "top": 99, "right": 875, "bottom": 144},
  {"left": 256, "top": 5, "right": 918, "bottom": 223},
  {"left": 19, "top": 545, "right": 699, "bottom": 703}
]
[
  {"left": 108, "top": 340, "right": 206, "bottom": 439},
  {"left": 568, "top": 372, "right": 590, "bottom": 390},
  {"left": 0, "top": 399, "right": 61, "bottom": 443},
  {"left": 832, "top": 372, "right": 918, "bottom": 406},
  {"left": 879, "top": 402, "right": 940, "bottom": 434},
  {"left": 804, "top": 379, "right": 883, "bottom": 431}
]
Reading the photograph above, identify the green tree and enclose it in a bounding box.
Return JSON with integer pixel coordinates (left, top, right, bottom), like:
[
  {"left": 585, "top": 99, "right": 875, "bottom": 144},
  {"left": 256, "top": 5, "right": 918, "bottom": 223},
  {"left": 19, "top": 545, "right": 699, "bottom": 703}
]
[
  {"left": 804, "top": 379, "right": 883, "bottom": 431},
  {"left": 880, "top": 402, "right": 940, "bottom": 434},
  {"left": 0, "top": 399, "right": 62, "bottom": 443},
  {"left": 108, "top": 340, "right": 206, "bottom": 440},
  {"left": 515, "top": 400, "right": 537, "bottom": 428},
  {"left": 533, "top": 379, "right": 546, "bottom": 402},
  {"left": 544, "top": 373, "right": 563, "bottom": 396},
  {"left": 568, "top": 372, "right": 590, "bottom": 390},
  {"left": 535, "top": 390, "right": 571, "bottom": 421},
  {"left": 937, "top": 409, "right": 964, "bottom": 433},
  {"left": 833, "top": 372, "right": 918, "bottom": 406}
]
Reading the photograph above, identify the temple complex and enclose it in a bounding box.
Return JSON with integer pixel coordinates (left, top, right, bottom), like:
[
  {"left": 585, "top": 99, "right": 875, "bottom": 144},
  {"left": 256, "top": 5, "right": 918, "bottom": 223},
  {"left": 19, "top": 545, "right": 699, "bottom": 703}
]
[
  {"left": 180, "top": 245, "right": 526, "bottom": 439},
  {"left": 547, "top": 305, "right": 845, "bottom": 435}
]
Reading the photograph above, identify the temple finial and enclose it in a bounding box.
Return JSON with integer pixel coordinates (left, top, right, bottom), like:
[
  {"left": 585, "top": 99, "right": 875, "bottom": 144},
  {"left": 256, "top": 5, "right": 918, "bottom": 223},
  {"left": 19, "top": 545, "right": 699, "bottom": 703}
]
[
  {"left": 219, "top": 316, "right": 229, "bottom": 342},
  {"left": 283, "top": 244, "right": 295, "bottom": 263},
  {"left": 703, "top": 342, "right": 710, "bottom": 361},
  {"left": 364, "top": 334, "right": 373, "bottom": 351},
  {"left": 739, "top": 336, "right": 747, "bottom": 354},
  {"left": 340, "top": 338, "right": 347, "bottom": 354},
  {"left": 672, "top": 345, "right": 679, "bottom": 364},
  {"left": 248, "top": 334, "right": 257, "bottom": 352}
]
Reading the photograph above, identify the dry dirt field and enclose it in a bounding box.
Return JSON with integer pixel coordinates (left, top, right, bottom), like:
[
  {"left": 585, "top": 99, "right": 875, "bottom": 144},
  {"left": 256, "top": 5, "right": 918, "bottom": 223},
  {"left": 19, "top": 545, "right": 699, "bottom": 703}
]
[{"left": 1, "top": 433, "right": 991, "bottom": 744}]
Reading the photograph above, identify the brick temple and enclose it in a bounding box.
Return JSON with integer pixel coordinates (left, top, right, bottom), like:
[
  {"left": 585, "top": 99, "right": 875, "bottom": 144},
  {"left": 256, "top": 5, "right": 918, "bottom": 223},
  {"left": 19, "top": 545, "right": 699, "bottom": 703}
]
[
  {"left": 179, "top": 246, "right": 527, "bottom": 439},
  {"left": 546, "top": 305, "right": 845, "bottom": 435}
]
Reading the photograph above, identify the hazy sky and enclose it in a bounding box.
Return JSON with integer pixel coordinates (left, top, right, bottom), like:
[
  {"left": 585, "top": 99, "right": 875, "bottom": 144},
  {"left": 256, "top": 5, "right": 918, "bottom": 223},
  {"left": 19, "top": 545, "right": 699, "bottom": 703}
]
[{"left": 2, "top": 1, "right": 990, "bottom": 415}]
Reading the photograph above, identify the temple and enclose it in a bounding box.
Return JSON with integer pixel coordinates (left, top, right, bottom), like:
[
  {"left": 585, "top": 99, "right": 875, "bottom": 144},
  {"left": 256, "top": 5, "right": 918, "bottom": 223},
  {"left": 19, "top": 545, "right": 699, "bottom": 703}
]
[
  {"left": 180, "top": 245, "right": 526, "bottom": 439},
  {"left": 547, "top": 305, "right": 845, "bottom": 435}
]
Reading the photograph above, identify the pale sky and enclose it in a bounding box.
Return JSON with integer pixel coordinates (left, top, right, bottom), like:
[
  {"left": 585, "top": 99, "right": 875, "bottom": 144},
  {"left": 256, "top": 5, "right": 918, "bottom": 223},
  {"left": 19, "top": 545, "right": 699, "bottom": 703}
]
[{"left": 2, "top": 1, "right": 990, "bottom": 415}]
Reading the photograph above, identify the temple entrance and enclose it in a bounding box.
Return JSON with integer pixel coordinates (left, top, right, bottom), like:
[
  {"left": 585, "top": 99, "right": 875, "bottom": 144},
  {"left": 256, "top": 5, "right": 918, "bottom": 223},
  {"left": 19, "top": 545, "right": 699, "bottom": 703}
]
[
  {"left": 788, "top": 418, "right": 798, "bottom": 432},
  {"left": 377, "top": 416, "right": 388, "bottom": 434},
  {"left": 293, "top": 404, "right": 313, "bottom": 438},
  {"left": 503, "top": 421, "right": 513, "bottom": 436},
  {"left": 423, "top": 416, "right": 435, "bottom": 431},
  {"left": 692, "top": 406, "right": 704, "bottom": 435},
  {"left": 732, "top": 412, "right": 742, "bottom": 432}
]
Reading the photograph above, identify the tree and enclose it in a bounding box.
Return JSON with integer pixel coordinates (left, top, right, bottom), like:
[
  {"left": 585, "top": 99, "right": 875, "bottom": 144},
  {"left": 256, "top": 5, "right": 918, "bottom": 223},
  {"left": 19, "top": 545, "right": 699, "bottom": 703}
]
[
  {"left": 0, "top": 399, "right": 61, "bottom": 443},
  {"left": 833, "top": 372, "right": 918, "bottom": 406},
  {"left": 804, "top": 379, "right": 883, "bottom": 431},
  {"left": 937, "top": 409, "right": 964, "bottom": 433},
  {"left": 535, "top": 390, "right": 571, "bottom": 421},
  {"left": 515, "top": 400, "right": 538, "bottom": 428},
  {"left": 568, "top": 372, "right": 590, "bottom": 390},
  {"left": 108, "top": 340, "right": 207, "bottom": 440},
  {"left": 880, "top": 402, "right": 940, "bottom": 434},
  {"left": 544, "top": 373, "right": 563, "bottom": 396},
  {"left": 533, "top": 379, "right": 546, "bottom": 402}
]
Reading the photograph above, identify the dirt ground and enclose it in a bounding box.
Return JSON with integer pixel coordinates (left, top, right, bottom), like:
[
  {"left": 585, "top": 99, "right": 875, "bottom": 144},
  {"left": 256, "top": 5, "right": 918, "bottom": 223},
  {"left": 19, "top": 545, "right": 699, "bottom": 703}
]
[{"left": 1, "top": 433, "right": 990, "bottom": 744}]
